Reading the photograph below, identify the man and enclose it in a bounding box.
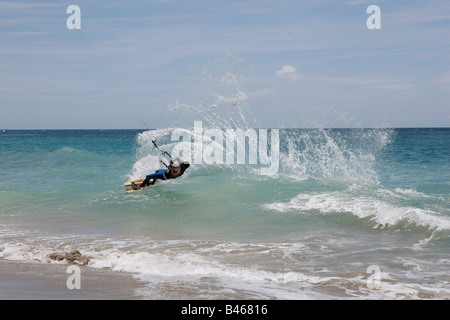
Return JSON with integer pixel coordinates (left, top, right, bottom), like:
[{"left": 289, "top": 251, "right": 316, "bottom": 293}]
[{"left": 132, "top": 157, "right": 190, "bottom": 189}]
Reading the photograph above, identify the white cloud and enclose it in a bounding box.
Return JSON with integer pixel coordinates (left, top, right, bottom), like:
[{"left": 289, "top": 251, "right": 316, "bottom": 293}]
[
  {"left": 318, "top": 76, "right": 414, "bottom": 91},
  {"left": 276, "top": 65, "right": 302, "bottom": 80},
  {"left": 247, "top": 88, "right": 273, "bottom": 99},
  {"left": 384, "top": 3, "right": 450, "bottom": 25},
  {"left": 345, "top": 0, "right": 387, "bottom": 6},
  {"left": 0, "top": 2, "right": 60, "bottom": 10}
]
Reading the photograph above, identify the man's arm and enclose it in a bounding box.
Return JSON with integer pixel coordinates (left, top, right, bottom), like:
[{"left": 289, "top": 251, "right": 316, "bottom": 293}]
[{"left": 169, "top": 157, "right": 183, "bottom": 168}]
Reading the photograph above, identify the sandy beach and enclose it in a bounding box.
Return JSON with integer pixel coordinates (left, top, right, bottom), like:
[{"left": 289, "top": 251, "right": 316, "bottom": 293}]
[{"left": 0, "top": 259, "right": 146, "bottom": 300}]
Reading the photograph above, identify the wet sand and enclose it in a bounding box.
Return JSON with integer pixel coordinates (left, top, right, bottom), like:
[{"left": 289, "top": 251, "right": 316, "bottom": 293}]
[{"left": 0, "top": 259, "right": 147, "bottom": 300}]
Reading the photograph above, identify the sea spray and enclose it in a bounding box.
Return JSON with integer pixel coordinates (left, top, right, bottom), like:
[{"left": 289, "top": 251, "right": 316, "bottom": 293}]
[
  {"left": 279, "top": 128, "right": 394, "bottom": 181},
  {"left": 132, "top": 127, "right": 394, "bottom": 182},
  {"left": 168, "top": 51, "right": 255, "bottom": 130},
  {"left": 157, "top": 50, "right": 395, "bottom": 181}
]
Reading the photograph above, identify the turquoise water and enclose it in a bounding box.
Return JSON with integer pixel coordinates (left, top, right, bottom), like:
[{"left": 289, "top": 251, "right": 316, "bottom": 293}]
[{"left": 0, "top": 128, "right": 449, "bottom": 299}]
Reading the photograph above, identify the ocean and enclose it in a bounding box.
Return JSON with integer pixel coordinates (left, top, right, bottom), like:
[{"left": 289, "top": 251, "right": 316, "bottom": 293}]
[{"left": 0, "top": 127, "right": 449, "bottom": 299}]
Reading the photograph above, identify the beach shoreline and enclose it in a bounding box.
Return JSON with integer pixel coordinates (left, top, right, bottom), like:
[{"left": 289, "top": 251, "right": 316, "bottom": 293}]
[{"left": 0, "top": 259, "right": 146, "bottom": 300}]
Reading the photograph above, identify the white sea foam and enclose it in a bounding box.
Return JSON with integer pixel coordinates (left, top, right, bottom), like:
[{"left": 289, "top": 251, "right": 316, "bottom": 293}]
[
  {"left": 127, "top": 154, "right": 161, "bottom": 181},
  {"left": 265, "top": 191, "right": 450, "bottom": 232},
  {"left": 1, "top": 227, "right": 449, "bottom": 300}
]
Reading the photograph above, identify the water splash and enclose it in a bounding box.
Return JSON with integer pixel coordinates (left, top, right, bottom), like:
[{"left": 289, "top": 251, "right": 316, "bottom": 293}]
[
  {"left": 130, "top": 126, "right": 394, "bottom": 182},
  {"left": 168, "top": 51, "right": 255, "bottom": 129},
  {"left": 139, "top": 50, "right": 394, "bottom": 180},
  {"left": 128, "top": 128, "right": 175, "bottom": 180},
  {"left": 280, "top": 128, "right": 395, "bottom": 182}
]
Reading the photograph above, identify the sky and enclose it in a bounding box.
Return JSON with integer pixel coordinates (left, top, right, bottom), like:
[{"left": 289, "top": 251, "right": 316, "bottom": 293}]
[{"left": 1, "top": 0, "right": 449, "bottom": 129}]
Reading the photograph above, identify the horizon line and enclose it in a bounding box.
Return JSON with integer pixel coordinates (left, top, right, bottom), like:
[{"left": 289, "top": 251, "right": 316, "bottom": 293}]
[{"left": 1, "top": 126, "right": 449, "bottom": 131}]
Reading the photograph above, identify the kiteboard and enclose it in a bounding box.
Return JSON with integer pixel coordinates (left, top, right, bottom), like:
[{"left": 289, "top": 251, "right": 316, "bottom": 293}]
[{"left": 123, "top": 179, "right": 158, "bottom": 193}]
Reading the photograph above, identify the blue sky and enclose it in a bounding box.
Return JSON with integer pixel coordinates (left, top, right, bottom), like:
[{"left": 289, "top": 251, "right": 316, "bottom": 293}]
[{"left": 1, "top": 0, "right": 449, "bottom": 129}]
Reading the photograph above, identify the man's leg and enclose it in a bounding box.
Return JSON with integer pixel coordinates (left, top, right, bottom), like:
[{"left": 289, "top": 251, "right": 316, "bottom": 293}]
[
  {"left": 140, "top": 170, "right": 167, "bottom": 187},
  {"left": 140, "top": 175, "right": 156, "bottom": 187}
]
